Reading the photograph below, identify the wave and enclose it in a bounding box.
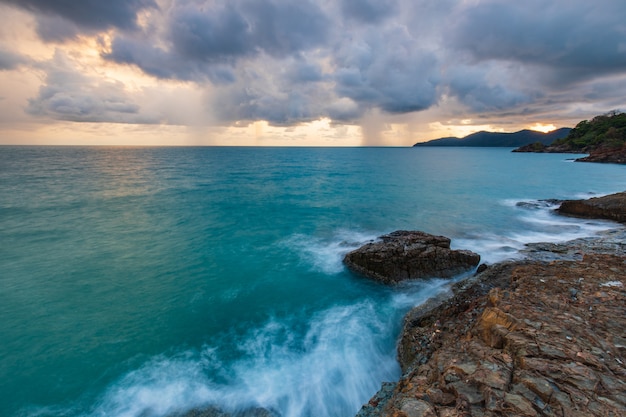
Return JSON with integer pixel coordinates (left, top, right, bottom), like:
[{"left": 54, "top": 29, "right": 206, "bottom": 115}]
[
  {"left": 56, "top": 301, "right": 402, "bottom": 417},
  {"left": 454, "top": 198, "right": 619, "bottom": 264}
]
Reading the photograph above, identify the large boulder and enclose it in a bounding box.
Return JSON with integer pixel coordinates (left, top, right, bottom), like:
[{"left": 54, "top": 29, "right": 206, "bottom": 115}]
[
  {"left": 343, "top": 230, "right": 480, "bottom": 284},
  {"left": 557, "top": 191, "right": 626, "bottom": 223}
]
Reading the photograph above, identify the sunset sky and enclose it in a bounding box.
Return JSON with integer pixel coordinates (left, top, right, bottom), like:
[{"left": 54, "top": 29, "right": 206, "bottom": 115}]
[{"left": 1, "top": 0, "right": 625, "bottom": 146}]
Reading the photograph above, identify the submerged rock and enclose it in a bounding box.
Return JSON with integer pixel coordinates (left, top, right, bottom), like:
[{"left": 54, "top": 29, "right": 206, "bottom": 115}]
[
  {"left": 557, "top": 191, "right": 626, "bottom": 223},
  {"left": 515, "top": 199, "right": 562, "bottom": 209},
  {"left": 343, "top": 230, "right": 480, "bottom": 284}
]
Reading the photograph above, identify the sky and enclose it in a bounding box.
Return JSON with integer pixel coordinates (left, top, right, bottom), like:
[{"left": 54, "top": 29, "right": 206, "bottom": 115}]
[{"left": 0, "top": 0, "right": 625, "bottom": 146}]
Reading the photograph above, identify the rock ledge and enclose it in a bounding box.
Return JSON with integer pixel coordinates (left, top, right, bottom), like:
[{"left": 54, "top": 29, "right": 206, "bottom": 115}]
[{"left": 557, "top": 192, "right": 626, "bottom": 223}]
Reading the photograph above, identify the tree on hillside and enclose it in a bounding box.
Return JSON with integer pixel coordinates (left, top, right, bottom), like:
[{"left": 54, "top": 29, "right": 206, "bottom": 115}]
[{"left": 553, "top": 110, "right": 626, "bottom": 151}]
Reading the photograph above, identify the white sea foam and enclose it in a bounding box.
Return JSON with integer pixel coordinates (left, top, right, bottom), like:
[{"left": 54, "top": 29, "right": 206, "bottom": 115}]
[
  {"left": 515, "top": 200, "right": 617, "bottom": 238},
  {"left": 390, "top": 278, "right": 456, "bottom": 311},
  {"left": 455, "top": 198, "right": 619, "bottom": 264},
  {"left": 86, "top": 355, "right": 216, "bottom": 417},
  {"left": 74, "top": 271, "right": 460, "bottom": 417},
  {"left": 78, "top": 300, "right": 404, "bottom": 417},
  {"left": 282, "top": 229, "right": 379, "bottom": 275},
  {"left": 453, "top": 233, "right": 525, "bottom": 264}
]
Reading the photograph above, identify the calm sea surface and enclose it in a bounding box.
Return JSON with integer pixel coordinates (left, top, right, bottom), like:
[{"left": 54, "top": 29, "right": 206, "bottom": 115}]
[{"left": 1, "top": 146, "right": 624, "bottom": 417}]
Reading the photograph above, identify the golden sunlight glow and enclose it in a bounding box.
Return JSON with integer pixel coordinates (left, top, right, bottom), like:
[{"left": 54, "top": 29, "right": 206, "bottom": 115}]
[
  {"left": 530, "top": 123, "right": 557, "bottom": 133},
  {"left": 232, "top": 118, "right": 362, "bottom": 146}
]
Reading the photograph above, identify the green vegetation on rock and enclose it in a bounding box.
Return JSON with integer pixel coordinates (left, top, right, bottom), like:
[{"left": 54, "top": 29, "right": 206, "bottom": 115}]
[
  {"left": 513, "top": 111, "right": 626, "bottom": 163},
  {"left": 552, "top": 110, "right": 626, "bottom": 151}
]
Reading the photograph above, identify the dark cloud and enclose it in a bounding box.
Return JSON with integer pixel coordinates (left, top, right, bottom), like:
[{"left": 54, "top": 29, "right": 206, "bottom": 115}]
[
  {"left": 442, "top": 63, "right": 538, "bottom": 112},
  {"left": 437, "top": 0, "right": 626, "bottom": 116},
  {"left": 106, "top": 36, "right": 237, "bottom": 83},
  {"left": 0, "top": 49, "right": 29, "bottom": 70},
  {"left": 34, "top": 14, "right": 82, "bottom": 42},
  {"left": 285, "top": 61, "right": 324, "bottom": 83},
  {"left": 169, "top": 2, "right": 252, "bottom": 61},
  {"left": 106, "top": 0, "right": 330, "bottom": 77},
  {"left": 243, "top": 0, "right": 330, "bottom": 56},
  {"left": 210, "top": 56, "right": 333, "bottom": 125},
  {"left": 333, "top": 27, "right": 440, "bottom": 114},
  {"left": 325, "top": 98, "right": 361, "bottom": 122},
  {"left": 340, "top": 0, "right": 398, "bottom": 24},
  {"left": 214, "top": 87, "right": 315, "bottom": 125},
  {"left": 449, "top": 0, "right": 626, "bottom": 80},
  {"left": 27, "top": 51, "right": 155, "bottom": 123},
  {"left": 209, "top": 19, "right": 440, "bottom": 125},
  {"left": 0, "top": 0, "right": 157, "bottom": 40}
]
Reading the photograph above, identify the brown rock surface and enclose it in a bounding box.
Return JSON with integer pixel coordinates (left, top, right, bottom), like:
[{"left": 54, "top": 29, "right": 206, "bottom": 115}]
[
  {"left": 343, "top": 231, "right": 481, "bottom": 285},
  {"left": 358, "top": 253, "right": 626, "bottom": 417},
  {"left": 576, "top": 146, "right": 626, "bottom": 164},
  {"left": 557, "top": 192, "right": 626, "bottom": 223}
]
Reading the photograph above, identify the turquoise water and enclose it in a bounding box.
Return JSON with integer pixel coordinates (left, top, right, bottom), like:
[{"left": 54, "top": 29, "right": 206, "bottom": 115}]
[{"left": 1, "top": 146, "right": 624, "bottom": 417}]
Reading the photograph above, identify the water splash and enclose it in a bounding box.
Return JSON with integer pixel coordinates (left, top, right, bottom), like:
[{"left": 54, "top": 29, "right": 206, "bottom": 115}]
[
  {"left": 77, "top": 300, "right": 403, "bottom": 417},
  {"left": 282, "top": 230, "right": 378, "bottom": 275}
]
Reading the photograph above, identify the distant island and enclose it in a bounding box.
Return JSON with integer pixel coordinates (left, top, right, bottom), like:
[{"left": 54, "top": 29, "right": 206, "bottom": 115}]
[
  {"left": 513, "top": 111, "right": 626, "bottom": 164},
  {"left": 413, "top": 128, "right": 571, "bottom": 148}
]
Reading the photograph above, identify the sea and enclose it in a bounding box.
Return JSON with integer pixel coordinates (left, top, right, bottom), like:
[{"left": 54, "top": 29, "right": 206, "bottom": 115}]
[{"left": 1, "top": 146, "right": 624, "bottom": 417}]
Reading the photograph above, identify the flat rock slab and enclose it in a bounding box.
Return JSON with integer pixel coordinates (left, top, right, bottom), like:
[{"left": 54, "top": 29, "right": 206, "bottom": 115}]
[
  {"left": 557, "top": 191, "right": 626, "bottom": 223},
  {"left": 343, "top": 230, "right": 480, "bottom": 285}
]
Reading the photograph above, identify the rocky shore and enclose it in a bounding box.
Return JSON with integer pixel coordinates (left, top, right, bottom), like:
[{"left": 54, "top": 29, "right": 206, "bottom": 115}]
[
  {"left": 355, "top": 193, "right": 626, "bottom": 417},
  {"left": 512, "top": 142, "right": 626, "bottom": 164}
]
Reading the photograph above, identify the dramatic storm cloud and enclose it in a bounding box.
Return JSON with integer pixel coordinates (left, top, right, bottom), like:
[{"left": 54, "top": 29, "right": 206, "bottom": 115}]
[
  {"left": 438, "top": 0, "right": 626, "bottom": 117},
  {"left": 449, "top": 0, "right": 626, "bottom": 83},
  {"left": 340, "top": 0, "right": 398, "bottom": 24},
  {"left": 101, "top": 0, "right": 445, "bottom": 123},
  {"left": 1, "top": 0, "right": 157, "bottom": 40},
  {"left": 1, "top": 0, "right": 626, "bottom": 144},
  {"left": 105, "top": 0, "right": 331, "bottom": 83}
]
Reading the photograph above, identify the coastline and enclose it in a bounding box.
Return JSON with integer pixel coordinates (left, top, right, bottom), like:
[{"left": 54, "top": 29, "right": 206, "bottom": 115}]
[{"left": 357, "top": 196, "right": 626, "bottom": 417}]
